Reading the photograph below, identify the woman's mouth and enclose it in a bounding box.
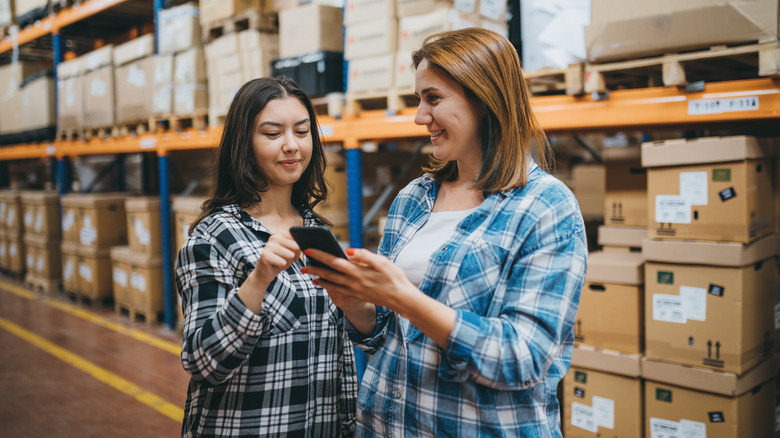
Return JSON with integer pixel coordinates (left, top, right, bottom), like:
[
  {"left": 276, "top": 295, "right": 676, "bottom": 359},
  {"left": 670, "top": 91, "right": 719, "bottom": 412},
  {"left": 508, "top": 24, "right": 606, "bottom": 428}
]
[
  {"left": 430, "top": 129, "right": 444, "bottom": 141},
  {"left": 279, "top": 159, "right": 300, "bottom": 169}
]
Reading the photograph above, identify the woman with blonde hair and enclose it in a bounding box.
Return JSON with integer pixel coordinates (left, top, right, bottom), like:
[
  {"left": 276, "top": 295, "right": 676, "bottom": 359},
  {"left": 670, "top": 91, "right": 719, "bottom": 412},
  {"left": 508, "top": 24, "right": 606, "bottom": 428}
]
[{"left": 305, "top": 28, "right": 587, "bottom": 437}]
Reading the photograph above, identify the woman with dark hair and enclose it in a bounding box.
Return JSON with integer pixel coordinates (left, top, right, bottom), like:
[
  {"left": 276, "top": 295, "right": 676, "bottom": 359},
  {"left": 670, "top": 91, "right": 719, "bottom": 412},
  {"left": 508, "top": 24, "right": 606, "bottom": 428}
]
[
  {"left": 176, "top": 76, "right": 357, "bottom": 437},
  {"left": 303, "top": 29, "right": 587, "bottom": 437}
]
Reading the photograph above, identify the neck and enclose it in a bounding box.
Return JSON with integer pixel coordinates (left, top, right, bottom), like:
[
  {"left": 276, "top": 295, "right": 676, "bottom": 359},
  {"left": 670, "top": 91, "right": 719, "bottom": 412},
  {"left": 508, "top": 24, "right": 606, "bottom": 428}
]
[
  {"left": 453, "top": 158, "right": 482, "bottom": 187},
  {"left": 246, "top": 186, "right": 298, "bottom": 221}
]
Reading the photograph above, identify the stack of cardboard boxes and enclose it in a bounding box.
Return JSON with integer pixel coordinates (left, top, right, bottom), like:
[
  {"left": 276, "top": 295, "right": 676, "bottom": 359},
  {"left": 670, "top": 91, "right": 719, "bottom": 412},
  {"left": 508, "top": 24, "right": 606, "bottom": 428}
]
[
  {"left": 22, "top": 191, "right": 61, "bottom": 293},
  {"left": 0, "top": 190, "right": 24, "bottom": 275},
  {"left": 114, "top": 34, "right": 156, "bottom": 126},
  {"left": 0, "top": 61, "right": 54, "bottom": 144},
  {"left": 60, "top": 193, "right": 127, "bottom": 303},
  {"left": 110, "top": 197, "right": 164, "bottom": 325},
  {"left": 172, "top": 195, "right": 207, "bottom": 326},
  {"left": 565, "top": 146, "right": 647, "bottom": 437}
]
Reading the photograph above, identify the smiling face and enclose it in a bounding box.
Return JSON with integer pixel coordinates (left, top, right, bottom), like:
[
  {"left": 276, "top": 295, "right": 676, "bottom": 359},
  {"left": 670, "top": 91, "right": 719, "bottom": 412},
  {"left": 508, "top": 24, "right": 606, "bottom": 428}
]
[
  {"left": 252, "top": 96, "right": 313, "bottom": 191},
  {"left": 414, "top": 59, "right": 484, "bottom": 166}
]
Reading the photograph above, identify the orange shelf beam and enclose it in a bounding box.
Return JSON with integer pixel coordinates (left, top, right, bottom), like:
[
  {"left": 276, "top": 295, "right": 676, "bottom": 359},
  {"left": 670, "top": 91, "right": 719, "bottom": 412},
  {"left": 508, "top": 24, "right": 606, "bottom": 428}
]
[
  {"left": 0, "top": 143, "right": 56, "bottom": 161},
  {"left": 0, "top": 16, "right": 55, "bottom": 54}
]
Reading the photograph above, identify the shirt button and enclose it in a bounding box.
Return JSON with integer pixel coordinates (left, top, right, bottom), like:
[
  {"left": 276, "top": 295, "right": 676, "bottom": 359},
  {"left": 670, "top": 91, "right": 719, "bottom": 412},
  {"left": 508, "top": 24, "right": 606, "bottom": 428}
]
[
  {"left": 441, "top": 246, "right": 447, "bottom": 251},
  {"left": 395, "top": 389, "right": 403, "bottom": 399}
]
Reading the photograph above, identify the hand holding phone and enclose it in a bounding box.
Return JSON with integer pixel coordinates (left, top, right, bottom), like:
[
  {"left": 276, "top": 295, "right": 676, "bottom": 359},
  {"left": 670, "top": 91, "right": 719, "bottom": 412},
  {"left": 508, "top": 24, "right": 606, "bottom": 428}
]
[{"left": 289, "top": 226, "right": 347, "bottom": 268}]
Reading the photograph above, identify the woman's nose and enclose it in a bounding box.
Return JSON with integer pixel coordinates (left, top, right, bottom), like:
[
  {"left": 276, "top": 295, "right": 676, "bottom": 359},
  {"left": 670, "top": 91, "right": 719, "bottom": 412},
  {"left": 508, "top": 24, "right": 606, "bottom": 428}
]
[{"left": 414, "top": 102, "right": 432, "bottom": 126}]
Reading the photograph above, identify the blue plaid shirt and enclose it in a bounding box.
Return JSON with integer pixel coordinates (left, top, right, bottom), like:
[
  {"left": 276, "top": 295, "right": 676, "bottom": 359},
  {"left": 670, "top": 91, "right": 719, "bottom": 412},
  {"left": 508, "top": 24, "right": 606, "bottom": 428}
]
[{"left": 347, "top": 162, "right": 587, "bottom": 437}]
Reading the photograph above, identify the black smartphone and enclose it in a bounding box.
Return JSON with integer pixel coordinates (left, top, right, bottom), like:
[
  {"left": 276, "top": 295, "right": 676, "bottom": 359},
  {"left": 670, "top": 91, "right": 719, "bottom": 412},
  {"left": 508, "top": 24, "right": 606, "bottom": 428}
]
[{"left": 289, "top": 226, "right": 348, "bottom": 268}]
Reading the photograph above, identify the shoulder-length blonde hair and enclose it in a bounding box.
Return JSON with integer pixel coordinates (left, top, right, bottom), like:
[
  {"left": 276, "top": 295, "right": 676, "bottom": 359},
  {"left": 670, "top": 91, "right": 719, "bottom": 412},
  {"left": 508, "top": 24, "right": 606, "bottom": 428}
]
[{"left": 412, "top": 28, "right": 550, "bottom": 193}]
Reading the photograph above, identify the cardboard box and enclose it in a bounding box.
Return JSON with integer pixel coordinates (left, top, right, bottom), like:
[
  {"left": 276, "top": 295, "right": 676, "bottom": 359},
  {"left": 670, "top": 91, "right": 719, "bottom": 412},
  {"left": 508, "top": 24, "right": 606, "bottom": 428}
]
[
  {"left": 174, "top": 47, "right": 207, "bottom": 85},
  {"left": 174, "top": 83, "right": 209, "bottom": 115},
  {"left": 0, "top": 230, "right": 24, "bottom": 274},
  {"left": 83, "top": 45, "right": 114, "bottom": 73},
  {"left": 279, "top": 4, "right": 344, "bottom": 58},
  {"left": 61, "top": 194, "right": 128, "bottom": 249},
  {"left": 345, "top": 18, "right": 397, "bottom": 60},
  {"left": 454, "top": 0, "right": 506, "bottom": 21},
  {"left": 347, "top": 54, "right": 395, "bottom": 93},
  {"left": 152, "top": 54, "right": 174, "bottom": 115},
  {"left": 200, "top": 0, "right": 263, "bottom": 25},
  {"left": 269, "top": 0, "right": 298, "bottom": 12},
  {"left": 83, "top": 66, "right": 115, "bottom": 127},
  {"left": 597, "top": 225, "right": 646, "bottom": 249},
  {"left": 643, "top": 357, "right": 778, "bottom": 438},
  {"left": 397, "top": 0, "right": 450, "bottom": 17},
  {"left": 345, "top": 0, "right": 395, "bottom": 24},
  {"left": 394, "top": 50, "right": 415, "bottom": 89},
  {"left": 172, "top": 196, "right": 206, "bottom": 254},
  {"left": 0, "top": 0, "right": 14, "bottom": 28},
  {"left": 577, "top": 251, "right": 644, "bottom": 354},
  {"left": 61, "top": 242, "right": 79, "bottom": 294},
  {"left": 604, "top": 147, "right": 646, "bottom": 227},
  {"left": 158, "top": 2, "right": 201, "bottom": 55},
  {"left": 398, "top": 8, "right": 456, "bottom": 52},
  {"left": 20, "top": 73, "right": 55, "bottom": 131},
  {"left": 644, "top": 136, "right": 775, "bottom": 244},
  {"left": 110, "top": 246, "right": 133, "bottom": 309},
  {"left": 642, "top": 234, "right": 778, "bottom": 267},
  {"left": 238, "top": 29, "right": 279, "bottom": 79},
  {"left": 21, "top": 190, "right": 59, "bottom": 239},
  {"left": 115, "top": 57, "right": 155, "bottom": 124},
  {"left": 14, "top": 0, "right": 45, "bottom": 17},
  {"left": 125, "top": 197, "right": 162, "bottom": 256},
  {"left": 57, "top": 74, "right": 83, "bottom": 131},
  {"left": 585, "top": 0, "right": 780, "bottom": 62},
  {"left": 314, "top": 150, "right": 349, "bottom": 227},
  {"left": 0, "top": 61, "right": 49, "bottom": 134},
  {"left": 563, "top": 366, "right": 643, "bottom": 437},
  {"left": 113, "top": 33, "right": 155, "bottom": 67},
  {"left": 76, "top": 245, "right": 113, "bottom": 300},
  {"left": 23, "top": 234, "right": 61, "bottom": 280},
  {"left": 571, "top": 345, "right": 642, "bottom": 378},
  {"left": 519, "top": 0, "right": 589, "bottom": 72},
  {"left": 111, "top": 246, "right": 164, "bottom": 316},
  {"left": 0, "top": 190, "right": 22, "bottom": 234},
  {"left": 572, "top": 164, "right": 605, "bottom": 221},
  {"left": 644, "top": 258, "right": 778, "bottom": 374}
]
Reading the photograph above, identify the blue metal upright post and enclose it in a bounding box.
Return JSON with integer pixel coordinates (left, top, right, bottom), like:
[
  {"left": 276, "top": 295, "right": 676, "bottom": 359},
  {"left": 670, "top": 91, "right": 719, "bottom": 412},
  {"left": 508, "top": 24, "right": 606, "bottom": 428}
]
[
  {"left": 56, "top": 158, "right": 71, "bottom": 194},
  {"left": 345, "top": 147, "right": 367, "bottom": 378},
  {"left": 159, "top": 154, "right": 176, "bottom": 330}
]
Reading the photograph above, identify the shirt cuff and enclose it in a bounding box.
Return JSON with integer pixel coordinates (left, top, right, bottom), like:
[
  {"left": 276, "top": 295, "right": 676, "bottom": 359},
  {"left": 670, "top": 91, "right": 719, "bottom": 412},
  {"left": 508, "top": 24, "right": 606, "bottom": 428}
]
[
  {"left": 439, "top": 309, "right": 480, "bottom": 382},
  {"left": 345, "top": 305, "right": 390, "bottom": 353}
]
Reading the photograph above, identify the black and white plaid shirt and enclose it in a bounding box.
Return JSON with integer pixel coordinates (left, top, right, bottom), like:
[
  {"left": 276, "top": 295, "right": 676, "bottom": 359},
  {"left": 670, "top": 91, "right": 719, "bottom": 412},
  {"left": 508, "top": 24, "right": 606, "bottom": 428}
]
[{"left": 176, "top": 204, "right": 357, "bottom": 437}]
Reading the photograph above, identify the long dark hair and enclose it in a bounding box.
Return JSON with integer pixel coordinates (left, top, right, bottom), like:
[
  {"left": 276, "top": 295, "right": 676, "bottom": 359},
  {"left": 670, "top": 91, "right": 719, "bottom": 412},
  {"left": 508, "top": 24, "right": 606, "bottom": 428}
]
[{"left": 190, "top": 76, "right": 330, "bottom": 233}]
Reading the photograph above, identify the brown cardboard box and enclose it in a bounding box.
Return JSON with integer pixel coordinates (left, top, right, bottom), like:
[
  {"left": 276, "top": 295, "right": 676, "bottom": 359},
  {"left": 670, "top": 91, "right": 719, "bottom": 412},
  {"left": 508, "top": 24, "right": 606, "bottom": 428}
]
[
  {"left": 82, "top": 66, "right": 115, "bottom": 127},
  {"left": 1, "top": 232, "right": 25, "bottom": 274},
  {"left": 344, "top": 0, "right": 395, "bottom": 24},
  {"left": 113, "top": 33, "right": 155, "bottom": 67},
  {"left": 83, "top": 45, "right": 114, "bottom": 73},
  {"left": 572, "top": 164, "right": 605, "bottom": 221},
  {"left": 396, "top": 0, "right": 449, "bottom": 17},
  {"left": 174, "top": 83, "right": 208, "bottom": 116},
  {"left": 314, "top": 150, "right": 348, "bottom": 227},
  {"left": 346, "top": 54, "right": 395, "bottom": 93},
  {"left": 21, "top": 74, "right": 55, "bottom": 131},
  {"left": 644, "top": 258, "right": 778, "bottom": 374},
  {"left": 77, "top": 245, "right": 113, "bottom": 300},
  {"left": 61, "top": 242, "right": 79, "bottom": 293},
  {"left": 345, "top": 18, "right": 397, "bottom": 61},
  {"left": 604, "top": 147, "right": 646, "bottom": 227},
  {"left": 642, "top": 234, "right": 778, "bottom": 267},
  {"left": 57, "top": 58, "right": 83, "bottom": 131},
  {"left": 585, "top": 0, "right": 780, "bottom": 62},
  {"left": 0, "top": 231, "right": 6, "bottom": 270},
  {"left": 173, "top": 47, "right": 207, "bottom": 85},
  {"left": 597, "top": 225, "right": 646, "bottom": 250},
  {"left": 644, "top": 136, "right": 775, "bottom": 243},
  {"left": 110, "top": 246, "right": 133, "bottom": 309},
  {"left": 61, "top": 203, "right": 79, "bottom": 244},
  {"left": 0, "top": 61, "right": 49, "bottom": 134},
  {"left": 172, "top": 196, "right": 206, "bottom": 254},
  {"left": 643, "top": 356, "right": 779, "bottom": 438},
  {"left": 563, "top": 366, "right": 643, "bottom": 437},
  {"left": 125, "top": 197, "right": 162, "bottom": 256},
  {"left": 0, "top": 190, "right": 22, "bottom": 234},
  {"left": 279, "top": 4, "right": 344, "bottom": 58},
  {"left": 577, "top": 251, "right": 644, "bottom": 354},
  {"left": 61, "top": 194, "right": 128, "bottom": 249},
  {"left": 571, "top": 345, "right": 642, "bottom": 378},
  {"left": 110, "top": 246, "right": 163, "bottom": 318},
  {"left": 199, "top": 0, "right": 264, "bottom": 25},
  {"left": 23, "top": 234, "right": 61, "bottom": 280},
  {"left": 158, "top": 2, "right": 201, "bottom": 55},
  {"left": 238, "top": 29, "right": 279, "bottom": 79},
  {"left": 22, "top": 190, "right": 60, "bottom": 240},
  {"left": 115, "top": 57, "right": 155, "bottom": 124},
  {"left": 398, "top": 8, "right": 455, "bottom": 52},
  {"left": 394, "top": 50, "right": 415, "bottom": 89}
]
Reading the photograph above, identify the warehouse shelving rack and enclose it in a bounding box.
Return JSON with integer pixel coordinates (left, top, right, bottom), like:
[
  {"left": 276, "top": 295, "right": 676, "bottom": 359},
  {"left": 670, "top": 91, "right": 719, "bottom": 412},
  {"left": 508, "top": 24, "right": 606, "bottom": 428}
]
[{"left": 0, "top": 0, "right": 779, "bottom": 330}]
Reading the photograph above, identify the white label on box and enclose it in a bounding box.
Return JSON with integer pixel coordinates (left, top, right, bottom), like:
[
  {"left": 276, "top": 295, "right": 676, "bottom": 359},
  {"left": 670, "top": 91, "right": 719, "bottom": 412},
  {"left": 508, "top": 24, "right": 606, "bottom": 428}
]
[
  {"left": 679, "top": 172, "right": 708, "bottom": 206},
  {"left": 24, "top": 210, "right": 33, "bottom": 227},
  {"left": 135, "top": 219, "right": 150, "bottom": 246},
  {"left": 479, "top": 0, "right": 506, "bottom": 20},
  {"left": 570, "top": 402, "right": 598, "bottom": 433},
  {"left": 80, "top": 215, "right": 97, "bottom": 246},
  {"left": 650, "top": 417, "right": 681, "bottom": 438},
  {"left": 7, "top": 206, "right": 15, "bottom": 226},
  {"left": 79, "top": 263, "right": 93, "bottom": 283},
  {"left": 653, "top": 294, "right": 686, "bottom": 324},
  {"left": 113, "top": 268, "right": 128, "bottom": 288},
  {"left": 9, "top": 243, "right": 17, "bottom": 256},
  {"left": 454, "top": 0, "right": 476, "bottom": 13},
  {"left": 688, "top": 96, "right": 759, "bottom": 115},
  {"left": 35, "top": 211, "right": 43, "bottom": 232},
  {"left": 0, "top": 243, "right": 5, "bottom": 257},
  {"left": 680, "top": 286, "right": 707, "bottom": 322},
  {"left": 131, "top": 272, "right": 147, "bottom": 293},
  {"left": 680, "top": 419, "right": 706, "bottom": 438},
  {"left": 90, "top": 78, "right": 107, "bottom": 97},
  {"left": 62, "top": 210, "right": 75, "bottom": 231},
  {"left": 592, "top": 396, "right": 615, "bottom": 430},
  {"left": 36, "top": 256, "right": 44, "bottom": 272},
  {"left": 26, "top": 254, "right": 34, "bottom": 269},
  {"left": 775, "top": 303, "right": 780, "bottom": 330},
  {"left": 128, "top": 64, "right": 147, "bottom": 87},
  {"left": 64, "top": 259, "right": 73, "bottom": 281},
  {"left": 655, "top": 195, "right": 691, "bottom": 224}
]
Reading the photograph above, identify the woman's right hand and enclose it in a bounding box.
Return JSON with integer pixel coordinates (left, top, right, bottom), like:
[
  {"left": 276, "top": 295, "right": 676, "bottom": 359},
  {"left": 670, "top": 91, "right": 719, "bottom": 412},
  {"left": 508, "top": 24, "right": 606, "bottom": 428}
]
[{"left": 239, "top": 234, "right": 301, "bottom": 314}]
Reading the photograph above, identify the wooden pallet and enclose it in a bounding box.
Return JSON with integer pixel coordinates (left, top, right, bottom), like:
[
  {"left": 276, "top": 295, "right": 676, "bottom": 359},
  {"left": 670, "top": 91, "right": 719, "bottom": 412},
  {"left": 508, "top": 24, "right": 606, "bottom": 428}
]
[
  {"left": 24, "top": 275, "right": 62, "bottom": 296},
  {"left": 524, "top": 64, "right": 585, "bottom": 96},
  {"left": 49, "top": 0, "right": 77, "bottom": 14},
  {"left": 584, "top": 39, "right": 780, "bottom": 95},
  {"left": 311, "top": 92, "right": 344, "bottom": 118},
  {"left": 57, "top": 128, "right": 81, "bottom": 142},
  {"left": 116, "top": 117, "right": 156, "bottom": 137},
  {"left": 202, "top": 7, "right": 277, "bottom": 42},
  {"left": 65, "top": 292, "right": 112, "bottom": 308},
  {"left": 81, "top": 126, "right": 119, "bottom": 141},
  {"left": 115, "top": 303, "right": 162, "bottom": 326},
  {"left": 346, "top": 88, "right": 420, "bottom": 115},
  {"left": 152, "top": 113, "right": 208, "bottom": 132}
]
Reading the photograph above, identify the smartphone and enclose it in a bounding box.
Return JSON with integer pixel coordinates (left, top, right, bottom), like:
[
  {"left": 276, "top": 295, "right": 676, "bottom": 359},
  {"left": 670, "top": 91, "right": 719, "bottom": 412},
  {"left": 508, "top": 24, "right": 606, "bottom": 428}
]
[{"left": 289, "top": 226, "right": 348, "bottom": 268}]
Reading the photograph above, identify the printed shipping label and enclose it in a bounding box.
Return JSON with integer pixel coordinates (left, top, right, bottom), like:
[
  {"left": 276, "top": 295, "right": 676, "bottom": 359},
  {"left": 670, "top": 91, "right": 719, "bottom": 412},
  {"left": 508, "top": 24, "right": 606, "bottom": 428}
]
[
  {"left": 680, "top": 419, "right": 706, "bottom": 438},
  {"left": 26, "top": 254, "right": 34, "bottom": 269},
  {"left": 655, "top": 195, "right": 691, "bottom": 224},
  {"left": 24, "top": 211, "right": 33, "bottom": 227},
  {"left": 79, "top": 263, "right": 93, "bottom": 283},
  {"left": 64, "top": 260, "right": 73, "bottom": 281},
  {"left": 570, "top": 402, "right": 598, "bottom": 433},
  {"left": 36, "top": 256, "right": 44, "bottom": 272},
  {"left": 653, "top": 294, "right": 686, "bottom": 324},
  {"left": 62, "top": 210, "right": 75, "bottom": 231},
  {"left": 679, "top": 172, "right": 708, "bottom": 206},
  {"left": 35, "top": 211, "right": 43, "bottom": 232},
  {"left": 113, "top": 268, "right": 128, "bottom": 288},
  {"left": 650, "top": 417, "right": 681, "bottom": 438},
  {"left": 592, "top": 396, "right": 615, "bottom": 430},
  {"left": 6, "top": 206, "right": 16, "bottom": 226},
  {"left": 131, "top": 272, "right": 147, "bottom": 293},
  {"left": 680, "top": 286, "right": 707, "bottom": 322}
]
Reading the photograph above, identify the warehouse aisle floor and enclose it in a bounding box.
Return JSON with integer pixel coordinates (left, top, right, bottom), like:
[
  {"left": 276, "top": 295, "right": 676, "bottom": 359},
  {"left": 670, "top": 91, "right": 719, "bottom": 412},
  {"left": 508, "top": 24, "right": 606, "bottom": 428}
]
[{"left": 0, "top": 276, "right": 188, "bottom": 437}]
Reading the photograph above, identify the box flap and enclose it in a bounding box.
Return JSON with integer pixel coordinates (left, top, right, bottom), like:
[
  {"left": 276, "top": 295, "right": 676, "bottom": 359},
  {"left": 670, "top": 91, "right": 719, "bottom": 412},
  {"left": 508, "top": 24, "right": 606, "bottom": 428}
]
[
  {"left": 125, "top": 196, "right": 161, "bottom": 212},
  {"left": 20, "top": 190, "right": 59, "bottom": 205},
  {"left": 585, "top": 250, "right": 644, "bottom": 285},
  {"left": 642, "top": 136, "right": 773, "bottom": 168},
  {"left": 642, "top": 235, "right": 777, "bottom": 266},
  {"left": 598, "top": 225, "right": 646, "bottom": 248},
  {"left": 0, "top": 189, "right": 21, "bottom": 201},
  {"left": 110, "top": 245, "right": 163, "bottom": 267},
  {"left": 571, "top": 345, "right": 642, "bottom": 378},
  {"left": 641, "top": 355, "right": 780, "bottom": 397},
  {"left": 172, "top": 196, "right": 206, "bottom": 215}
]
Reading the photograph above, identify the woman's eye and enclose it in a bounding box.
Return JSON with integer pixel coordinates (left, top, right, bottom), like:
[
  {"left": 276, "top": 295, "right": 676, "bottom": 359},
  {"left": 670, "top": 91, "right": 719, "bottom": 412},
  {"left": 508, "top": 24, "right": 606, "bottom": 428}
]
[
  {"left": 427, "top": 95, "right": 440, "bottom": 104},
  {"left": 264, "top": 132, "right": 281, "bottom": 138},
  {"left": 296, "top": 130, "right": 309, "bottom": 136}
]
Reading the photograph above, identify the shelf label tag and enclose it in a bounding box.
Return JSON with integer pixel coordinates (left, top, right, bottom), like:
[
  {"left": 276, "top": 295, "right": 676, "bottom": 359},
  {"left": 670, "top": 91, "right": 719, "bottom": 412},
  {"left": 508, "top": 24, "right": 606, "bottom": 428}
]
[
  {"left": 688, "top": 96, "right": 759, "bottom": 115},
  {"left": 45, "top": 144, "right": 56, "bottom": 156},
  {"left": 319, "top": 125, "right": 334, "bottom": 137},
  {"left": 140, "top": 138, "right": 157, "bottom": 149}
]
